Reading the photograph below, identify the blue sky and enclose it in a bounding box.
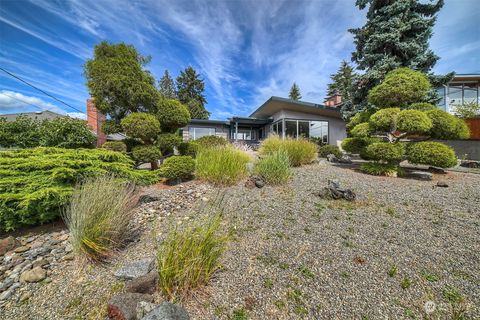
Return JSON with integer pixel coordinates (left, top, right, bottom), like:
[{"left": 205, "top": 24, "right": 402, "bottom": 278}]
[{"left": 1, "top": 0, "right": 479, "bottom": 120}]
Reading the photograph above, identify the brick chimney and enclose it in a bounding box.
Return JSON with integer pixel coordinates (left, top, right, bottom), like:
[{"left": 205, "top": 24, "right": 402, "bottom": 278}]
[
  {"left": 324, "top": 93, "right": 343, "bottom": 108},
  {"left": 86, "top": 98, "right": 107, "bottom": 147}
]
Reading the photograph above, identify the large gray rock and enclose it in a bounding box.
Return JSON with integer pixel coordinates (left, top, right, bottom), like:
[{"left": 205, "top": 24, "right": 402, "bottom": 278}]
[
  {"left": 114, "top": 258, "right": 155, "bottom": 280},
  {"left": 125, "top": 271, "right": 158, "bottom": 294},
  {"left": 19, "top": 266, "right": 47, "bottom": 283},
  {"left": 141, "top": 302, "right": 189, "bottom": 320},
  {"left": 407, "top": 171, "right": 433, "bottom": 181},
  {"left": 107, "top": 293, "right": 154, "bottom": 320}
]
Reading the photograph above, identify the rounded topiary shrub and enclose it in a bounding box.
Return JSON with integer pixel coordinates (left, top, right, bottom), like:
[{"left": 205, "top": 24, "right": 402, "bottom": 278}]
[
  {"left": 364, "top": 142, "right": 405, "bottom": 163},
  {"left": 102, "top": 141, "right": 127, "bottom": 152},
  {"left": 121, "top": 113, "right": 161, "bottom": 142},
  {"left": 178, "top": 141, "right": 200, "bottom": 157},
  {"left": 407, "top": 102, "right": 437, "bottom": 111},
  {"left": 318, "top": 144, "right": 342, "bottom": 158},
  {"left": 396, "top": 109, "right": 432, "bottom": 134},
  {"left": 350, "top": 122, "right": 372, "bottom": 138},
  {"left": 159, "top": 156, "right": 195, "bottom": 181},
  {"left": 341, "top": 137, "right": 374, "bottom": 154},
  {"left": 425, "top": 109, "right": 470, "bottom": 140},
  {"left": 195, "top": 135, "right": 228, "bottom": 149},
  {"left": 132, "top": 145, "right": 162, "bottom": 163},
  {"left": 369, "top": 108, "right": 400, "bottom": 132},
  {"left": 156, "top": 99, "right": 191, "bottom": 132},
  {"left": 407, "top": 142, "right": 457, "bottom": 168},
  {"left": 157, "top": 133, "right": 182, "bottom": 155}
]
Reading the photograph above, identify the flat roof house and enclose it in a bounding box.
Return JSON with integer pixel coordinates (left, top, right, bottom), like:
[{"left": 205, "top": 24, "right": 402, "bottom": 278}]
[
  {"left": 182, "top": 96, "right": 347, "bottom": 146},
  {"left": 436, "top": 74, "right": 480, "bottom": 113}
]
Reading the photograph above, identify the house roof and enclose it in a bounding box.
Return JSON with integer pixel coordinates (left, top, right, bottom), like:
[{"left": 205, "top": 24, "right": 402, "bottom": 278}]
[
  {"left": 189, "top": 119, "right": 230, "bottom": 125},
  {"left": 249, "top": 96, "right": 343, "bottom": 119},
  {"left": 0, "top": 110, "right": 65, "bottom": 122},
  {"left": 450, "top": 74, "right": 480, "bottom": 82}
]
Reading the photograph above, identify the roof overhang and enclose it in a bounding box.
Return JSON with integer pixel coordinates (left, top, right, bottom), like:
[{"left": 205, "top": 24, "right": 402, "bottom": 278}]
[
  {"left": 451, "top": 74, "right": 480, "bottom": 82},
  {"left": 229, "top": 116, "right": 273, "bottom": 126},
  {"left": 189, "top": 119, "right": 230, "bottom": 125},
  {"left": 249, "top": 96, "right": 343, "bottom": 119}
]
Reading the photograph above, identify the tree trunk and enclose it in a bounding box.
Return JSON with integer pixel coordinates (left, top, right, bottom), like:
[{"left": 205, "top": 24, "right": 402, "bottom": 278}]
[{"left": 151, "top": 161, "right": 158, "bottom": 170}]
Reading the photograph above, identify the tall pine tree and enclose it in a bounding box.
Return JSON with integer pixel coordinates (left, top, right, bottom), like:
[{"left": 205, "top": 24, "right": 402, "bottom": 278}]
[
  {"left": 176, "top": 66, "right": 210, "bottom": 119},
  {"left": 347, "top": 0, "right": 447, "bottom": 118},
  {"left": 158, "top": 70, "right": 177, "bottom": 99},
  {"left": 289, "top": 82, "right": 302, "bottom": 100},
  {"left": 326, "top": 61, "right": 357, "bottom": 102}
]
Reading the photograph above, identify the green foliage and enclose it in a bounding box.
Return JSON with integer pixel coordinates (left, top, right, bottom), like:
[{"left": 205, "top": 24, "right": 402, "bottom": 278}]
[
  {"left": 346, "top": 110, "right": 373, "bottom": 132},
  {"left": 289, "top": 82, "right": 302, "bottom": 100},
  {"left": 364, "top": 142, "right": 405, "bottom": 163},
  {"left": 158, "top": 70, "right": 177, "bottom": 100},
  {"left": 318, "top": 145, "right": 342, "bottom": 158},
  {"left": 159, "top": 156, "right": 195, "bottom": 181},
  {"left": 156, "top": 133, "right": 182, "bottom": 155},
  {"left": 258, "top": 136, "right": 317, "bottom": 167},
  {"left": 368, "top": 68, "right": 431, "bottom": 108},
  {"left": 407, "top": 142, "right": 457, "bottom": 168},
  {"left": 407, "top": 102, "right": 437, "bottom": 111},
  {"left": 254, "top": 151, "right": 291, "bottom": 185},
  {"left": 350, "top": 122, "right": 372, "bottom": 138},
  {"left": 101, "top": 120, "right": 122, "bottom": 135},
  {"left": 157, "top": 214, "right": 227, "bottom": 299},
  {"left": 396, "top": 109, "right": 432, "bottom": 134},
  {"left": 121, "top": 112, "right": 161, "bottom": 142},
  {"left": 452, "top": 101, "right": 480, "bottom": 119},
  {"left": 63, "top": 175, "right": 138, "bottom": 260},
  {"left": 341, "top": 137, "right": 377, "bottom": 154},
  {"left": 369, "top": 108, "right": 400, "bottom": 132},
  {"left": 84, "top": 41, "right": 159, "bottom": 121},
  {"left": 195, "top": 135, "right": 228, "bottom": 149},
  {"left": 122, "top": 137, "right": 143, "bottom": 152},
  {"left": 360, "top": 162, "right": 401, "bottom": 177},
  {"left": 176, "top": 66, "right": 210, "bottom": 119},
  {"left": 102, "top": 141, "right": 127, "bottom": 152},
  {"left": 0, "top": 116, "right": 40, "bottom": 148},
  {"left": 132, "top": 145, "right": 162, "bottom": 163},
  {"left": 425, "top": 109, "right": 470, "bottom": 140},
  {"left": 0, "top": 147, "right": 158, "bottom": 231},
  {"left": 196, "top": 147, "right": 251, "bottom": 185},
  {"left": 178, "top": 141, "right": 200, "bottom": 157},
  {"left": 326, "top": 60, "right": 357, "bottom": 107},
  {"left": 156, "top": 99, "right": 191, "bottom": 132}
]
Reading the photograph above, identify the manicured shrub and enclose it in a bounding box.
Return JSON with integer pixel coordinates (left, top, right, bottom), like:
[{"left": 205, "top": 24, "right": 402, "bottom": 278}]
[
  {"left": 157, "top": 214, "right": 227, "bottom": 299},
  {"left": 254, "top": 151, "right": 291, "bottom": 185},
  {"left": 0, "top": 147, "right": 158, "bottom": 231},
  {"left": 62, "top": 175, "right": 138, "bottom": 260},
  {"left": 350, "top": 122, "right": 372, "bottom": 138},
  {"left": 341, "top": 137, "right": 378, "bottom": 154},
  {"left": 122, "top": 137, "right": 143, "bottom": 152},
  {"left": 156, "top": 133, "right": 182, "bottom": 155},
  {"left": 368, "top": 68, "right": 431, "bottom": 108},
  {"left": 132, "top": 145, "right": 162, "bottom": 164},
  {"left": 156, "top": 99, "right": 191, "bottom": 132},
  {"left": 369, "top": 108, "right": 400, "bottom": 132},
  {"left": 178, "top": 141, "right": 199, "bottom": 157},
  {"left": 101, "top": 120, "right": 122, "bottom": 135},
  {"left": 196, "top": 147, "right": 251, "bottom": 185},
  {"left": 364, "top": 142, "right": 405, "bottom": 163},
  {"left": 318, "top": 144, "right": 342, "bottom": 158},
  {"left": 258, "top": 136, "right": 317, "bottom": 167},
  {"left": 195, "top": 135, "right": 228, "bottom": 149},
  {"left": 407, "top": 102, "right": 437, "bottom": 111},
  {"left": 159, "top": 156, "right": 195, "bottom": 181},
  {"left": 360, "top": 162, "right": 402, "bottom": 177},
  {"left": 121, "top": 113, "right": 161, "bottom": 142},
  {"left": 425, "top": 109, "right": 470, "bottom": 140},
  {"left": 407, "top": 142, "right": 457, "bottom": 168},
  {"left": 346, "top": 110, "right": 373, "bottom": 132},
  {"left": 102, "top": 141, "right": 127, "bottom": 152},
  {"left": 396, "top": 109, "right": 432, "bottom": 134}
]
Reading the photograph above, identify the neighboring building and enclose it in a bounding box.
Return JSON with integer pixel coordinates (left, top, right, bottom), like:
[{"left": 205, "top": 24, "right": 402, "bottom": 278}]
[
  {"left": 436, "top": 74, "right": 480, "bottom": 113},
  {"left": 181, "top": 96, "right": 347, "bottom": 146},
  {"left": 324, "top": 92, "right": 343, "bottom": 108},
  {"left": 0, "top": 110, "right": 65, "bottom": 122}
]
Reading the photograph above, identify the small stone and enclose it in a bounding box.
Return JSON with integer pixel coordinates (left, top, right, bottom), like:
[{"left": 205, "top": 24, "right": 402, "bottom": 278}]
[
  {"left": 0, "top": 278, "right": 14, "bottom": 292},
  {"left": 62, "top": 254, "right": 75, "bottom": 261},
  {"left": 25, "top": 247, "right": 50, "bottom": 259},
  {"left": 114, "top": 258, "right": 155, "bottom": 280},
  {"left": 244, "top": 179, "right": 255, "bottom": 189},
  {"left": 29, "top": 239, "right": 45, "bottom": 249},
  {"left": 107, "top": 293, "right": 154, "bottom": 320},
  {"left": 0, "top": 288, "right": 13, "bottom": 301},
  {"left": 19, "top": 291, "right": 32, "bottom": 302},
  {"left": 254, "top": 179, "right": 265, "bottom": 188},
  {"left": 141, "top": 302, "right": 190, "bottom": 320},
  {"left": 14, "top": 246, "right": 30, "bottom": 253},
  {"left": 436, "top": 181, "right": 449, "bottom": 188},
  {"left": 136, "top": 301, "right": 157, "bottom": 319},
  {"left": 32, "top": 258, "right": 49, "bottom": 268},
  {"left": 19, "top": 266, "right": 47, "bottom": 283},
  {"left": 201, "top": 197, "right": 208, "bottom": 202},
  {"left": 0, "top": 236, "right": 19, "bottom": 256},
  {"left": 64, "top": 244, "right": 73, "bottom": 253},
  {"left": 56, "top": 234, "right": 69, "bottom": 241},
  {"left": 125, "top": 271, "right": 158, "bottom": 294}
]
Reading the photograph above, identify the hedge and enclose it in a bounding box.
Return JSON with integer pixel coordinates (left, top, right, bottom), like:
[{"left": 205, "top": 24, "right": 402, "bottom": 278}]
[
  {"left": 364, "top": 142, "right": 405, "bottom": 163},
  {"left": 407, "top": 142, "right": 457, "bottom": 168},
  {"left": 159, "top": 156, "right": 195, "bottom": 181}
]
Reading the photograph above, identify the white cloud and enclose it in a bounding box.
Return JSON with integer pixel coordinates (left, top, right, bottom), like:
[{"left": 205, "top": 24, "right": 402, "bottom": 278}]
[
  {"left": 67, "top": 112, "right": 87, "bottom": 120},
  {"left": 0, "top": 90, "right": 66, "bottom": 114}
]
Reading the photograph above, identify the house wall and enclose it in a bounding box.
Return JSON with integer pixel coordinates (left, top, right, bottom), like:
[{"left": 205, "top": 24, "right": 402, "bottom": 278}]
[
  {"left": 434, "top": 140, "right": 480, "bottom": 160},
  {"left": 182, "top": 123, "right": 229, "bottom": 141}
]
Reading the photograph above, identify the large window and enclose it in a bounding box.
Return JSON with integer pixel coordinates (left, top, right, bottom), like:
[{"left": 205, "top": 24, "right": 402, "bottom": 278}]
[
  {"left": 234, "top": 128, "right": 255, "bottom": 140},
  {"left": 271, "top": 119, "right": 329, "bottom": 143},
  {"left": 189, "top": 127, "right": 215, "bottom": 140},
  {"left": 285, "top": 120, "right": 297, "bottom": 138},
  {"left": 310, "top": 121, "right": 329, "bottom": 143}
]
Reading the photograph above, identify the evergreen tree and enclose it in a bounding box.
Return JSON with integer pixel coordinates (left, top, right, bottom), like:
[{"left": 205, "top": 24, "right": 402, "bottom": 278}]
[
  {"left": 158, "top": 70, "right": 177, "bottom": 99},
  {"left": 289, "top": 82, "right": 302, "bottom": 100},
  {"left": 176, "top": 66, "right": 210, "bottom": 119},
  {"left": 326, "top": 61, "right": 357, "bottom": 102},
  {"left": 348, "top": 0, "right": 447, "bottom": 116}
]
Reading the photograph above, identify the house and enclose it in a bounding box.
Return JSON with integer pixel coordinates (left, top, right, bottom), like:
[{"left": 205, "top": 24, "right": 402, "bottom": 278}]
[
  {"left": 436, "top": 74, "right": 480, "bottom": 113},
  {"left": 0, "top": 110, "right": 66, "bottom": 122},
  {"left": 181, "top": 96, "right": 347, "bottom": 145}
]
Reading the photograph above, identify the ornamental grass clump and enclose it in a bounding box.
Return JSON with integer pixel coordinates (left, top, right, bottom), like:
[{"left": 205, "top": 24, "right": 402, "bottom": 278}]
[
  {"left": 196, "top": 146, "right": 251, "bottom": 185},
  {"left": 259, "top": 136, "right": 317, "bottom": 167},
  {"left": 62, "top": 175, "right": 138, "bottom": 261},
  {"left": 157, "top": 214, "right": 227, "bottom": 299},
  {"left": 254, "top": 151, "right": 291, "bottom": 185}
]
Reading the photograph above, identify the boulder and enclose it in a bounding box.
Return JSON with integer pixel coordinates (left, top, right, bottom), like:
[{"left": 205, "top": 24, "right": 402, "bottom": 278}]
[
  {"left": 141, "top": 302, "right": 190, "bottom": 320},
  {"left": 114, "top": 258, "right": 155, "bottom": 280},
  {"left": 326, "top": 154, "right": 338, "bottom": 162},
  {"left": 428, "top": 166, "right": 447, "bottom": 174},
  {"left": 0, "top": 236, "right": 19, "bottom": 256},
  {"left": 136, "top": 301, "right": 157, "bottom": 319},
  {"left": 19, "top": 266, "right": 47, "bottom": 283},
  {"left": 125, "top": 271, "right": 158, "bottom": 294},
  {"left": 108, "top": 293, "right": 154, "bottom": 320},
  {"left": 406, "top": 171, "right": 433, "bottom": 181},
  {"left": 338, "top": 156, "right": 353, "bottom": 164}
]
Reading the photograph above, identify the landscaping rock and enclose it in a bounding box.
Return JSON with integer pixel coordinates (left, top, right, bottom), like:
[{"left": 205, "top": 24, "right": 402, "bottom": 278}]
[
  {"left": 20, "top": 266, "right": 47, "bottom": 283},
  {"left": 0, "top": 278, "right": 14, "bottom": 292},
  {"left": 318, "top": 180, "right": 356, "bottom": 201},
  {"left": 138, "top": 195, "right": 162, "bottom": 204},
  {"left": 107, "top": 293, "right": 154, "bottom": 320},
  {"left": 136, "top": 301, "right": 157, "bottom": 319},
  {"left": 125, "top": 271, "right": 158, "bottom": 294},
  {"left": 460, "top": 160, "right": 479, "bottom": 168},
  {"left": 0, "top": 237, "right": 19, "bottom": 256},
  {"left": 114, "top": 258, "right": 155, "bottom": 280},
  {"left": 254, "top": 179, "right": 265, "bottom": 188},
  {"left": 406, "top": 171, "right": 433, "bottom": 181},
  {"left": 326, "top": 154, "right": 338, "bottom": 162},
  {"left": 429, "top": 166, "right": 447, "bottom": 174},
  {"left": 244, "top": 178, "right": 256, "bottom": 189},
  {"left": 32, "top": 258, "right": 49, "bottom": 268},
  {"left": 436, "top": 181, "right": 449, "bottom": 188},
  {"left": 141, "top": 302, "right": 190, "bottom": 320},
  {"left": 14, "top": 246, "right": 30, "bottom": 253}
]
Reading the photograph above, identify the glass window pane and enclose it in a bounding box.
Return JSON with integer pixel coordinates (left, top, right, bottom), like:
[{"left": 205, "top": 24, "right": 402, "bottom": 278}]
[
  {"left": 448, "top": 84, "right": 463, "bottom": 105},
  {"left": 189, "top": 127, "right": 215, "bottom": 140},
  {"left": 309, "top": 121, "right": 328, "bottom": 143},
  {"left": 278, "top": 121, "right": 283, "bottom": 136},
  {"left": 464, "top": 83, "right": 478, "bottom": 104},
  {"left": 298, "top": 121, "right": 309, "bottom": 138},
  {"left": 436, "top": 86, "right": 446, "bottom": 110},
  {"left": 285, "top": 120, "right": 297, "bottom": 138}
]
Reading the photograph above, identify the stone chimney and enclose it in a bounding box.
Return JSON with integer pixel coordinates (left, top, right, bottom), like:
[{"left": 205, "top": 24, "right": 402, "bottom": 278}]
[{"left": 86, "top": 98, "right": 107, "bottom": 147}]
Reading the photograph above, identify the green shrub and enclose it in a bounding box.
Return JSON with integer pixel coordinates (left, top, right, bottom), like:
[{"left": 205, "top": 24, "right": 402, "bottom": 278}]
[
  {"left": 396, "top": 109, "right": 432, "bottom": 134},
  {"left": 254, "top": 151, "right": 291, "bottom": 185},
  {"left": 346, "top": 110, "right": 373, "bottom": 132},
  {"left": 341, "top": 137, "right": 377, "bottom": 154},
  {"left": 195, "top": 135, "right": 228, "bottom": 149},
  {"left": 350, "top": 122, "right": 372, "bottom": 138},
  {"left": 157, "top": 214, "right": 227, "bottom": 299},
  {"left": 318, "top": 145, "right": 342, "bottom": 158},
  {"left": 159, "top": 156, "right": 195, "bottom": 181},
  {"left": 101, "top": 120, "right": 122, "bottom": 135},
  {"left": 178, "top": 141, "right": 200, "bottom": 157},
  {"left": 121, "top": 113, "right": 160, "bottom": 142},
  {"left": 156, "top": 99, "right": 191, "bottom": 132},
  {"left": 407, "top": 102, "right": 437, "bottom": 111},
  {"left": 102, "top": 141, "right": 127, "bottom": 152},
  {"left": 425, "top": 109, "right": 470, "bottom": 140},
  {"left": 62, "top": 175, "right": 138, "bottom": 260},
  {"left": 360, "top": 162, "right": 401, "bottom": 177},
  {"left": 258, "top": 136, "right": 317, "bottom": 166},
  {"left": 407, "top": 142, "right": 457, "bottom": 168},
  {"left": 364, "top": 142, "right": 405, "bottom": 163},
  {"left": 452, "top": 101, "right": 480, "bottom": 119},
  {"left": 122, "top": 137, "right": 143, "bottom": 152},
  {"left": 132, "top": 145, "right": 162, "bottom": 163},
  {"left": 156, "top": 133, "right": 182, "bottom": 155},
  {"left": 196, "top": 147, "right": 251, "bottom": 185},
  {"left": 369, "top": 108, "right": 400, "bottom": 132},
  {"left": 0, "top": 147, "right": 158, "bottom": 231}
]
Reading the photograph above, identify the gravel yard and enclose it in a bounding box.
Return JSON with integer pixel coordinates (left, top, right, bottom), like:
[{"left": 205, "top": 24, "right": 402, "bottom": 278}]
[{"left": 1, "top": 162, "right": 479, "bottom": 319}]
